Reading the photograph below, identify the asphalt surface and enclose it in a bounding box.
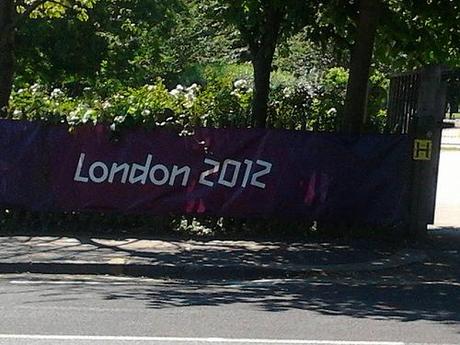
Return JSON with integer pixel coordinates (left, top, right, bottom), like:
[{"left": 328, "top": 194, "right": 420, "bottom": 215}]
[
  {"left": 0, "top": 338, "right": 452, "bottom": 345},
  {"left": 0, "top": 274, "right": 459, "bottom": 345}
]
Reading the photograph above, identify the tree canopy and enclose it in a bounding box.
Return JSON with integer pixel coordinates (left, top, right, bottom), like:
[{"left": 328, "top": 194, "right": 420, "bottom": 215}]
[{"left": 1, "top": 0, "right": 459, "bottom": 130}]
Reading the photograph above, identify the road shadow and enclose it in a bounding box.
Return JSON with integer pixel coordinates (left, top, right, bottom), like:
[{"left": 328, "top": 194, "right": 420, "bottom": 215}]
[
  {"left": 3, "top": 228, "right": 460, "bottom": 325},
  {"left": 75, "top": 236, "right": 400, "bottom": 268},
  {"left": 16, "top": 273, "right": 460, "bottom": 325},
  {"left": 94, "top": 227, "right": 458, "bottom": 323}
]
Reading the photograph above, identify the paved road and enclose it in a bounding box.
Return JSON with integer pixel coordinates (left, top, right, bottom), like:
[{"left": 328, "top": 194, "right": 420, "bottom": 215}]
[
  {"left": 0, "top": 337, "right": 451, "bottom": 345},
  {"left": 0, "top": 274, "right": 458, "bottom": 345}
]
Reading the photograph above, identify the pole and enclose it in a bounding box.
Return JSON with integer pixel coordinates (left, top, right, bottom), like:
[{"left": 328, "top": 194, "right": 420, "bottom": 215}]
[{"left": 408, "top": 65, "right": 447, "bottom": 238}]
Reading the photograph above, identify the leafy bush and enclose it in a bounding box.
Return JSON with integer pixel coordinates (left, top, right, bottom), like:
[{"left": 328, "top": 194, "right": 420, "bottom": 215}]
[
  {"left": 9, "top": 64, "right": 388, "bottom": 134},
  {"left": 9, "top": 65, "right": 237, "bottom": 127},
  {"left": 311, "top": 67, "right": 349, "bottom": 132},
  {"left": 7, "top": 80, "right": 269, "bottom": 133}
]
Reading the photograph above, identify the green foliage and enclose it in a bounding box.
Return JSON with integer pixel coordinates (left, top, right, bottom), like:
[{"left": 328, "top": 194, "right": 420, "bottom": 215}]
[
  {"left": 9, "top": 76, "right": 250, "bottom": 131},
  {"left": 14, "top": 0, "right": 185, "bottom": 90},
  {"left": 159, "top": 0, "right": 244, "bottom": 87},
  {"left": 274, "top": 28, "right": 347, "bottom": 77},
  {"left": 15, "top": 0, "right": 96, "bottom": 21},
  {"left": 9, "top": 65, "right": 387, "bottom": 134},
  {"left": 12, "top": 0, "right": 425, "bottom": 136},
  {"left": 366, "top": 71, "right": 390, "bottom": 132},
  {"left": 9, "top": 63, "right": 389, "bottom": 134},
  {"left": 10, "top": 84, "right": 79, "bottom": 123},
  {"left": 310, "top": 0, "right": 460, "bottom": 71},
  {"left": 311, "top": 67, "right": 349, "bottom": 132},
  {"left": 376, "top": 0, "right": 460, "bottom": 70},
  {"left": 93, "top": 0, "right": 184, "bottom": 86},
  {"left": 15, "top": 17, "right": 107, "bottom": 87},
  {"left": 9, "top": 0, "right": 460, "bottom": 124},
  {"left": 265, "top": 67, "right": 346, "bottom": 132},
  {"left": 212, "top": 0, "right": 313, "bottom": 45}
]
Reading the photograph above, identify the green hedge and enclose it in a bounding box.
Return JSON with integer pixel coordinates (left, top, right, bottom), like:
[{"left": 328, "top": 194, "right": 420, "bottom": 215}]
[{"left": 8, "top": 65, "right": 389, "bottom": 134}]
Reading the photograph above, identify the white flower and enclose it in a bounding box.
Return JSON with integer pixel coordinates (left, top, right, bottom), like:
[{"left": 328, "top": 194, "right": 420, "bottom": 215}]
[
  {"left": 233, "top": 79, "right": 248, "bottom": 89},
  {"left": 13, "top": 109, "right": 23, "bottom": 117},
  {"left": 30, "top": 84, "right": 40, "bottom": 93},
  {"left": 186, "top": 83, "right": 199, "bottom": 93},
  {"left": 184, "top": 95, "right": 194, "bottom": 108},
  {"left": 141, "top": 109, "right": 151, "bottom": 116},
  {"left": 82, "top": 109, "right": 95, "bottom": 123},
  {"left": 282, "top": 87, "right": 292, "bottom": 98},
  {"left": 114, "top": 115, "right": 125, "bottom": 123},
  {"left": 50, "top": 88, "right": 64, "bottom": 98},
  {"left": 169, "top": 89, "right": 181, "bottom": 97},
  {"left": 327, "top": 108, "right": 337, "bottom": 116},
  {"left": 110, "top": 123, "right": 116, "bottom": 131},
  {"left": 185, "top": 92, "right": 195, "bottom": 102},
  {"left": 175, "top": 84, "right": 184, "bottom": 91},
  {"left": 147, "top": 85, "right": 155, "bottom": 91},
  {"left": 302, "top": 84, "right": 315, "bottom": 98},
  {"left": 102, "top": 101, "right": 112, "bottom": 110}
]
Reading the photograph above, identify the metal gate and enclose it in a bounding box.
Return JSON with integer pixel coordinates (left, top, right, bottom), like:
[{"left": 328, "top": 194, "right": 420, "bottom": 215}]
[
  {"left": 386, "top": 71, "right": 420, "bottom": 135},
  {"left": 386, "top": 66, "right": 459, "bottom": 235}
]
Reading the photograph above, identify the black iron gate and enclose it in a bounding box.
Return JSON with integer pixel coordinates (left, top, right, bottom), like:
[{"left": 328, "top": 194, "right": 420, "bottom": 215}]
[
  {"left": 386, "top": 66, "right": 459, "bottom": 235},
  {"left": 386, "top": 71, "right": 420, "bottom": 135}
]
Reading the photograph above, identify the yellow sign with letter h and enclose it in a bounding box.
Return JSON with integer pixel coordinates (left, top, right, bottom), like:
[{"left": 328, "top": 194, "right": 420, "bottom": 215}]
[{"left": 413, "top": 139, "right": 432, "bottom": 161}]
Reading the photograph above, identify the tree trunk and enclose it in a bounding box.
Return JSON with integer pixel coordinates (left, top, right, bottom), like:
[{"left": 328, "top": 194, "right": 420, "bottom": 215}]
[
  {"left": 0, "top": 0, "right": 16, "bottom": 117},
  {"left": 250, "top": 6, "right": 282, "bottom": 128},
  {"left": 341, "top": 0, "right": 382, "bottom": 134},
  {"left": 252, "top": 53, "right": 273, "bottom": 128}
]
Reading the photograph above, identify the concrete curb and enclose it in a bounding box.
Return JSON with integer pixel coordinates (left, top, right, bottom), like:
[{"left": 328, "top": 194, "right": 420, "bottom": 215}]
[
  {"left": 441, "top": 144, "right": 460, "bottom": 151},
  {"left": 0, "top": 249, "right": 427, "bottom": 279}
]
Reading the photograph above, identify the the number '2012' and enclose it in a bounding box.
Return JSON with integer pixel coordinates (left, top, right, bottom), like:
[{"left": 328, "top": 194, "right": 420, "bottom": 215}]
[{"left": 199, "top": 159, "right": 272, "bottom": 189}]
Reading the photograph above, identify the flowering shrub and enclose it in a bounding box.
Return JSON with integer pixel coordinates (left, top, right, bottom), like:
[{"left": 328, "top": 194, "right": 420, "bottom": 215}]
[
  {"left": 9, "top": 77, "right": 252, "bottom": 134},
  {"left": 268, "top": 82, "right": 318, "bottom": 130},
  {"left": 8, "top": 67, "right": 387, "bottom": 134}
]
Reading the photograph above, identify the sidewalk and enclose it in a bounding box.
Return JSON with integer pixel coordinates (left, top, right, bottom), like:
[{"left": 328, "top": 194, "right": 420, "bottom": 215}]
[
  {"left": 0, "top": 235, "right": 427, "bottom": 279},
  {"left": 442, "top": 119, "right": 460, "bottom": 149}
]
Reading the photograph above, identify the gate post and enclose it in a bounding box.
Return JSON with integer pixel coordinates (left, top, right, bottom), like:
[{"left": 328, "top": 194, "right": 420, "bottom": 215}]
[{"left": 408, "top": 65, "right": 447, "bottom": 237}]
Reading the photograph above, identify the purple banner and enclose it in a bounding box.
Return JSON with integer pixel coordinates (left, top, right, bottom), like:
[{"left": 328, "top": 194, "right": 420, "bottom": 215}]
[{"left": 0, "top": 120, "right": 411, "bottom": 226}]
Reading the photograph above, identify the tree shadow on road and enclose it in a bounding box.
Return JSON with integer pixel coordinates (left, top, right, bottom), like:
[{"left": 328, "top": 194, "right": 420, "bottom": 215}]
[
  {"left": 99, "top": 277, "right": 460, "bottom": 324},
  {"left": 6, "top": 228, "right": 460, "bottom": 325},
  {"left": 95, "top": 227, "right": 460, "bottom": 323}
]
